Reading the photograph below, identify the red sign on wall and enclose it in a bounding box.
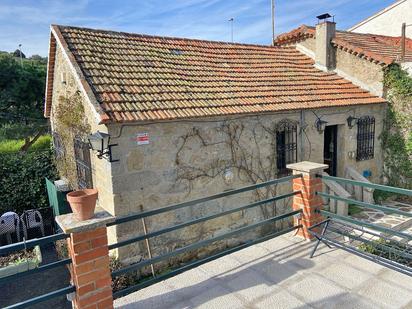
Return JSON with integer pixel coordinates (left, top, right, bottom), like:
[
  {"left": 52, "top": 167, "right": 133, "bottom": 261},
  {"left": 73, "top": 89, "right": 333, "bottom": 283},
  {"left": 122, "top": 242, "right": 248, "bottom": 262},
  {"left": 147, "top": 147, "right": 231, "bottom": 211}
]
[{"left": 135, "top": 133, "right": 149, "bottom": 145}]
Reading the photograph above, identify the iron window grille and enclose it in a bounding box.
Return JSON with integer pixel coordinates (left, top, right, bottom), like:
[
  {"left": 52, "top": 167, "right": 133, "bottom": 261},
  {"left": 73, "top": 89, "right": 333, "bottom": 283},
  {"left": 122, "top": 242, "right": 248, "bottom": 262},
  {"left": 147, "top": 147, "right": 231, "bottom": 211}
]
[
  {"left": 356, "top": 116, "right": 375, "bottom": 161},
  {"left": 276, "top": 120, "right": 298, "bottom": 176},
  {"left": 73, "top": 137, "right": 93, "bottom": 189},
  {"left": 52, "top": 131, "right": 65, "bottom": 159}
]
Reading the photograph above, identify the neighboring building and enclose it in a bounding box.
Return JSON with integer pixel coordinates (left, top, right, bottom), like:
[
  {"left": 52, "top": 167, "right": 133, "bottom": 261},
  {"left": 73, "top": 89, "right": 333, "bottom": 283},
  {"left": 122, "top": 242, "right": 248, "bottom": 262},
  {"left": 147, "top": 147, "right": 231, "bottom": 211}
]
[
  {"left": 275, "top": 22, "right": 412, "bottom": 89},
  {"left": 45, "top": 24, "right": 386, "bottom": 264},
  {"left": 348, "top": 0, "right": 412, "bottom": 38}
]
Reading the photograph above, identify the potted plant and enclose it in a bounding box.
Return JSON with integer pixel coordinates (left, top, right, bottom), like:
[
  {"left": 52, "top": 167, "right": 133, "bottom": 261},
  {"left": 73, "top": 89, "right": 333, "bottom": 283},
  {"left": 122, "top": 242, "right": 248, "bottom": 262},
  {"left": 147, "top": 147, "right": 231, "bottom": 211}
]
[{"left": 67, "top": 189, "right": 98, "bottom": 221}]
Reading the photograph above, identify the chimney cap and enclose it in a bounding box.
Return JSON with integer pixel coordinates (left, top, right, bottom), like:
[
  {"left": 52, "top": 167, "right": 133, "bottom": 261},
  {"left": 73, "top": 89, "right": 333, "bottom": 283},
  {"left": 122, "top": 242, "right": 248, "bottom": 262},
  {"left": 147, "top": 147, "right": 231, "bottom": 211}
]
[{"left": 316, "top": 13, "right": 333, "bottom": 22}]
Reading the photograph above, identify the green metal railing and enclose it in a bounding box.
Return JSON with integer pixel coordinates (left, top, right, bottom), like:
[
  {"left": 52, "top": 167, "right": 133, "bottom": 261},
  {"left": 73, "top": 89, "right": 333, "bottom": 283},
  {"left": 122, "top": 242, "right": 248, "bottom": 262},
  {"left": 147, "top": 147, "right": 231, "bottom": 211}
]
[
  {"left": 109, "top": 174, "right": 303, "bottom": 299},
  {"left": 0, "top": 233, "right": 74, "bottom": 309},
  {"left": 318, "top": 174, "right": 412, "bottom": 196},
  {"left": 108, "top": 174, "right": 299, "bottom": 227},
  {"left": 316, "top": 174, "right": 412, "bottom": 240},
  {"left": 313, "top": 174, "right": 412, "bottom": 276},
  {"left": 109, "top": 191, "right": 298, "bottom": 251},
  {"left": 317, "top": 210, "right": 412, "bottom": 241}
]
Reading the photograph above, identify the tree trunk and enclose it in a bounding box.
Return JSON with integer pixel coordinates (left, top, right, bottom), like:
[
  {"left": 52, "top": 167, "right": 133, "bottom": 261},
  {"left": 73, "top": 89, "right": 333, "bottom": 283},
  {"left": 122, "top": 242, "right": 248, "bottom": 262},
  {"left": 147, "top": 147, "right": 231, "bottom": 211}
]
[{"left": 19, "top": 128, "right": 44, "bottom": 152}]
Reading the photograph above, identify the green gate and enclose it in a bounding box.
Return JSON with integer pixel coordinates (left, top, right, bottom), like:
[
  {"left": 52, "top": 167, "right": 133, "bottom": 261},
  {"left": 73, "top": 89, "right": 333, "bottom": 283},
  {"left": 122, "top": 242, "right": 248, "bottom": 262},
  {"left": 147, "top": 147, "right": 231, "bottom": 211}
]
[{"left": 45, "top": 178, "right": 71, "bottom": 217}]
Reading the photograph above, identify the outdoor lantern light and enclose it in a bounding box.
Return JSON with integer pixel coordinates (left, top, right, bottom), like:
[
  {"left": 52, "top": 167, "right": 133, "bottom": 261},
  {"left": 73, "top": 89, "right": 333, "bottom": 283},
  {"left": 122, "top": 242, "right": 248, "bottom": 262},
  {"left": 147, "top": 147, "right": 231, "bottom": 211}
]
[
  {"left": 315, "top": 119, "right": 328, "bottom": 134},
  {"left": 88, "top": 131, "right": 118, "bottom": 162},
  {"left": 347, "top": 116, "right": 358, "bottom": 129}
]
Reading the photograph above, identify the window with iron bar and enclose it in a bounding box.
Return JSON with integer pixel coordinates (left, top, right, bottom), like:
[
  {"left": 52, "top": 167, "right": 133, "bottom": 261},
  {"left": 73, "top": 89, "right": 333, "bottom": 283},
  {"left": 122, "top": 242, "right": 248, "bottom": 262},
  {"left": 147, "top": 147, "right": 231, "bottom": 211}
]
[
  {"left": 356, "top": 116, "right": 375, "bottom": 161},
  {"left": 276, "top": 120, "right": 298, "bottom": 176}
]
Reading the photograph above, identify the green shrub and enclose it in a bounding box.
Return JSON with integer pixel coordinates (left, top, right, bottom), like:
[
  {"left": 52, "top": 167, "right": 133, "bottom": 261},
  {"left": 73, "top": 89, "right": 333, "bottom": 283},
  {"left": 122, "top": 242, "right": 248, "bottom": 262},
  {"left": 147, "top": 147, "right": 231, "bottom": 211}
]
[
  {"left": 110, "top": 257, "right": 140, "bottom": 292},
  {"left": 381, "top": 65, "right": 412, "bottom": 188},
  {"left": 348, "top": 204, "right": 363, "bottom": 215},
  {"left": 373, "top": 189, "right": 398, "bottom": 204},
  {"left": 359, "top": 238, "right": 411, "bottom": 267},
  {"left": 0, "top": 149, "right": 57, "bottom": 214}
]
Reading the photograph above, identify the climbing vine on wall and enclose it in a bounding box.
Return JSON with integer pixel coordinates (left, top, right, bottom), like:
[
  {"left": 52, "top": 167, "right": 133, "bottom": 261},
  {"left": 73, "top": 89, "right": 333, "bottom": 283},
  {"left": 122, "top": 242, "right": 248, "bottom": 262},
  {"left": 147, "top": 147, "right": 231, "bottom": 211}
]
[
  {"left": 175, "top": 117, "right": 294, "bottom": 220},
  {"left": 381, "top": 64, "right": 412, "bottom": 188},
  {"left": 53, "top": 91, "right": 91, "bottom": 189}
]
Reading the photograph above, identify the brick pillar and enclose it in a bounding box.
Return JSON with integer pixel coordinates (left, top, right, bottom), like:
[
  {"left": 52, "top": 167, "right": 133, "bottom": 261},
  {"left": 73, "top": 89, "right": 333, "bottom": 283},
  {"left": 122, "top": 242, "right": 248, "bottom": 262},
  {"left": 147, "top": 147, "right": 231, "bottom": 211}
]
[
  {"left": 56, "top": 208, "right": 114, "bottom": 309},
  {"left": 287, "top": 161, "right": 328, "bottom": 240}
]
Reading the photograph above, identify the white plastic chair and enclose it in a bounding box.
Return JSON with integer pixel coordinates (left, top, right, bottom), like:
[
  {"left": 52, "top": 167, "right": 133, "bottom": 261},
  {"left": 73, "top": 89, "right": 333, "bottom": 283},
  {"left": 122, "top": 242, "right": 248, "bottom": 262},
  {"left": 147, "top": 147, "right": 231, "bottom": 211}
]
[
  {"left": 21, "top": 210, "right": 45, "bottom": 239},
  {"left": 0, "top": 212, "right": 21, "bottom": 244}
]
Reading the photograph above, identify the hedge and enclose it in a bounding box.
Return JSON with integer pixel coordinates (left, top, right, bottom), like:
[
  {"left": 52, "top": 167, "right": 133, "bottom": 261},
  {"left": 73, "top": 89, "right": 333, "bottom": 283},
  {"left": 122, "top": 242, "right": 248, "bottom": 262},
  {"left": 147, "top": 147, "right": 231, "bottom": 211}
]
[{"left": 0, "top": 149, "right": 57, "bottom": 214}]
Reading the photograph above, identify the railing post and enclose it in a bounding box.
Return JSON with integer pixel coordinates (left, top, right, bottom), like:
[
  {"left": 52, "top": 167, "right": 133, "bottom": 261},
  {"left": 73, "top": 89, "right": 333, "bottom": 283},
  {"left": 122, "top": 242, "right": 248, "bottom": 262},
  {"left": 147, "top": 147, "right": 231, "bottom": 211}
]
[
  {"left": 56, "top": 208, "right": 115, "bottom": 309},
  {"left": 287, "top": 161, "right": 328, "bottom": 240}
]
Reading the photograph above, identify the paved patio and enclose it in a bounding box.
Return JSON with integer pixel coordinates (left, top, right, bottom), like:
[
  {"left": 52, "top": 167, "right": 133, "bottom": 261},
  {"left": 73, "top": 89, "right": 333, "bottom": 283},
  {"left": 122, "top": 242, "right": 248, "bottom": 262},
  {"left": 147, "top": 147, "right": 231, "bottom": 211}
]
[
  {"left": 352, "top": 201, "right": 412, "bottom": 235},
  {"left": 114, "top": 232, "right": 412, "bottom": 309}
]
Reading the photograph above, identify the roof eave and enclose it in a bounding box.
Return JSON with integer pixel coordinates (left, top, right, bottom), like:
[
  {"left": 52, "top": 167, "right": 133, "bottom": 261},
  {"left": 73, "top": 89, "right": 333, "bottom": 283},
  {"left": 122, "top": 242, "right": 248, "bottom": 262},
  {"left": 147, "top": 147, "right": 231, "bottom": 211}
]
[
  {"left": 332, "top": 38, "right": 394, "bottom": 66},
  {"left": 44, "top": 32, "right": 56, "bottom": 118},
  {"left": 274, "top": 25, "right": 315, "bottom": 46}
]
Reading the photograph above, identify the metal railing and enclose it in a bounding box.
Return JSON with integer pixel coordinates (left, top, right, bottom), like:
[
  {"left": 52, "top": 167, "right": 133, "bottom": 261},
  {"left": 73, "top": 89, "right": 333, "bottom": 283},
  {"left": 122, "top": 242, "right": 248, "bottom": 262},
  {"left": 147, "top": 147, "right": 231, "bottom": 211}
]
[
  {"left": 109, "top": 174, "right": 303, "bottom": 299},
  {"left": 317, "top": 174, "right": 412, "bottom": 229},
  {"left": 0, "top": 232, "right": 74, "bottom": 309},
  {"left": 313, "top": 174, "right": 412, "bottom": 276}
]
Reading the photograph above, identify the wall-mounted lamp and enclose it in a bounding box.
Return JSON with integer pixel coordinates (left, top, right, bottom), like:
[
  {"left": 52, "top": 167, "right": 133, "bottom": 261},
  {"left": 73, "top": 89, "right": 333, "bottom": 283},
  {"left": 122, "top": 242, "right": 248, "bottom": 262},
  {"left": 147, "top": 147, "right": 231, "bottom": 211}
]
[
  {"left": 88, "top": 131, "right": 118, "bottom": 162},
  {"left": 347, "top": 116, "right": 358, "bottom": 129},
  {"left": 315, "top": 119, "right": 328, "bottom": 133}
]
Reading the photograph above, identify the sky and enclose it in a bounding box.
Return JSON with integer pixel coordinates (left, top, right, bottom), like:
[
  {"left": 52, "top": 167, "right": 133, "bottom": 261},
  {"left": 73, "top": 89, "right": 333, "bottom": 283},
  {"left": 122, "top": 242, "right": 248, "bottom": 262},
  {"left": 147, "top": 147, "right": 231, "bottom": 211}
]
[{"left": 0, "top": 0, "right": 396, "bottom": 57}]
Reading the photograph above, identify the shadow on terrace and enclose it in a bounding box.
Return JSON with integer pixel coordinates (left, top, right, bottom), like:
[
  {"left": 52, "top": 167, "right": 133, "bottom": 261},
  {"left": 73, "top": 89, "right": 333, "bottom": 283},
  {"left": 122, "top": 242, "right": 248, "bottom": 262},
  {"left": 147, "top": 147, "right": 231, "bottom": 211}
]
[{"left": 115, "top": 232, "right": 412, "bottom": 308}]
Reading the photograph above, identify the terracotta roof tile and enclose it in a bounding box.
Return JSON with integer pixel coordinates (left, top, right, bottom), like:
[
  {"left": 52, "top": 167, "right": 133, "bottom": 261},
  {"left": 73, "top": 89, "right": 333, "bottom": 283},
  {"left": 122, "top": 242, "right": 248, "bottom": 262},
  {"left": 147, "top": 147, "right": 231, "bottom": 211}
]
[
  {"left": 275, "top": 24, "right": 412, "bottom": 64},
  {"left": 47, "top": 25, "right": 385, "bottom": 123}
]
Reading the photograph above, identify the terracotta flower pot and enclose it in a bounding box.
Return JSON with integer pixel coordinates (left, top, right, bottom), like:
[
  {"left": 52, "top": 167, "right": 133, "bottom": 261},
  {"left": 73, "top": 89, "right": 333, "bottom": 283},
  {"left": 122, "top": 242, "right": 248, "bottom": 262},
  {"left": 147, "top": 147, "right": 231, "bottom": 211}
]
[{"left": 67, "top": 189, "right": 98, "bottom": 221}]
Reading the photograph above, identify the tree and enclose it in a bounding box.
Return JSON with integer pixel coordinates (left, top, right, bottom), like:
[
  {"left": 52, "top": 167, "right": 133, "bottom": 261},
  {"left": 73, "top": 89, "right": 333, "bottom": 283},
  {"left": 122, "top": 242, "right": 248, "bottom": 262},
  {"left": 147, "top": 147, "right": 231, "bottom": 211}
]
[
  {"left": 0, "top": 53, "right": 47, "bottom": 151},
  {"left": 29, "top": 54, "right": 47, "bottom": 65}
]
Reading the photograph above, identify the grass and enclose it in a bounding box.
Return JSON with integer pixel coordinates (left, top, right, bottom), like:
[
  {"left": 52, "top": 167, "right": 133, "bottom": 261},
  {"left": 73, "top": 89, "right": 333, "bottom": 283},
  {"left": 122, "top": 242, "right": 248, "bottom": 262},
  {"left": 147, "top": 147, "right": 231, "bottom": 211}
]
[
  {"left": 0, "top": 135, "right": 51, "bottom": 154},
  {"left": 348, "top": 204, "right": 364, "bottom": 216}
]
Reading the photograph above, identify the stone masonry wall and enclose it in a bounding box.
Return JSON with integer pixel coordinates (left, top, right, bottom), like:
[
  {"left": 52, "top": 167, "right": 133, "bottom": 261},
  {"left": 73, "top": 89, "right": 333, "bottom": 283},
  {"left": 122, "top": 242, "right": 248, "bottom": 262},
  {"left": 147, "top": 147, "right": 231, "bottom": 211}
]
[
  {"left": 106, "top": 104, "right": 385, "bottom": 265},
  {"left": 297, "top": 37, "right": 384, "bottom": 96},
  {"left": 334, "top": 49, "right": 385, "bottom": 97},
  {"left": 50, "top": 44, "right": 118, "bottom": 246}
]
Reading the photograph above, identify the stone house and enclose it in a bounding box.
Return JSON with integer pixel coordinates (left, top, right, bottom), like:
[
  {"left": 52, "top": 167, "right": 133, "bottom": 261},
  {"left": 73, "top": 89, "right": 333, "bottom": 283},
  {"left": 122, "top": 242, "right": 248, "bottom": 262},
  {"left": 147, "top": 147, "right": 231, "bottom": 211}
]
[
  {"left": 45, "top": 22, "right": 386, "bottom": 264},
  {"left": 348, "top": 0, "right": 412, "bottom": 38}
]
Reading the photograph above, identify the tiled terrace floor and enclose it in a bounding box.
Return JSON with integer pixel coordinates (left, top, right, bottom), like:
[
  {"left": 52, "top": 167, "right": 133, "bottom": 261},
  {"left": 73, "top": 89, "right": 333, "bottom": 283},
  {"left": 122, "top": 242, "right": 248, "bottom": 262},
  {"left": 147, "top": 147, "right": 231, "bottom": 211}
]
[{"left": 114, "top": 233, "right": 412, "bottom": 309}]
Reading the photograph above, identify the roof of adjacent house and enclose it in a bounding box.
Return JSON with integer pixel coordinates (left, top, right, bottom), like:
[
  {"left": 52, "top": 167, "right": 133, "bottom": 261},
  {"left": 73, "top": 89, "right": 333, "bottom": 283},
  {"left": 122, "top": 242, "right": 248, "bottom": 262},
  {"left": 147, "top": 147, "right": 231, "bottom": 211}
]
[
  {"left": 45, "top": 25, "right": 386, "bottom": 123},
  {"left": 275, "top": 25, "right": 412, "bottom": 65}
]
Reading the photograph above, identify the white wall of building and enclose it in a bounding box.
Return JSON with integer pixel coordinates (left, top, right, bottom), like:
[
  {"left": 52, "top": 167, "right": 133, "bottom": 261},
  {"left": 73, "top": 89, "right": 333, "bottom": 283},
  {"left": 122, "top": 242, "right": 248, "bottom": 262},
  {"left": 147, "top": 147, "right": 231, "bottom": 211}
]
[{"left": 348, "top": 0, "right": 412, "bottom": 38}]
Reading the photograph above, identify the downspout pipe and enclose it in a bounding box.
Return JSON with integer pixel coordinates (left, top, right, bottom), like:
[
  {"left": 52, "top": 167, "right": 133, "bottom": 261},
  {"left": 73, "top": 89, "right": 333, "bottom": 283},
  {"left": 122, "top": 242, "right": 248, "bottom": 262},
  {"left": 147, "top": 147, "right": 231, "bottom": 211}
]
[{"left": 401, "top": 22, "right": 406, "bottom": 63}]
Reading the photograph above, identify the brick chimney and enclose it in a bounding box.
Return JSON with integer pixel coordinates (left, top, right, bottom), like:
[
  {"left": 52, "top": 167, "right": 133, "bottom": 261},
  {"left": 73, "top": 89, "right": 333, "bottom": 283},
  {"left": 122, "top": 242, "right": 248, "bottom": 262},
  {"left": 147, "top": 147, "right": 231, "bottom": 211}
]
[{"left": 315, "top": 21, "right": 336, "bottom": 71}]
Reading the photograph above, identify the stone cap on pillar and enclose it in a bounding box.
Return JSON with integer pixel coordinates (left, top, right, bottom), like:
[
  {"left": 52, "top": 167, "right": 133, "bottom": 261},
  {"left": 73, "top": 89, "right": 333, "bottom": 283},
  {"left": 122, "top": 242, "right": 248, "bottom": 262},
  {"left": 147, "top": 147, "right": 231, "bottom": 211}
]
[
  {"left": 287, "top": 161, "right": 328, "bottom": 176},
  {"left": 55, "top": 207, "right": 115, "bottom": 234}
]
